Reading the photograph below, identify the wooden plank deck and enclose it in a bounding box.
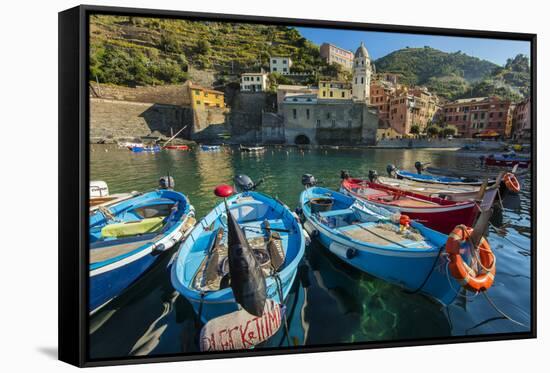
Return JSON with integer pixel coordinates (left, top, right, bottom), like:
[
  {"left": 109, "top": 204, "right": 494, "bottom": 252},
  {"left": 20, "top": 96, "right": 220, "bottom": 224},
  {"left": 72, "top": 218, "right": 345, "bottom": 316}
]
[{"left": 90, "top": 235, "right": 161, "bottom": 264}]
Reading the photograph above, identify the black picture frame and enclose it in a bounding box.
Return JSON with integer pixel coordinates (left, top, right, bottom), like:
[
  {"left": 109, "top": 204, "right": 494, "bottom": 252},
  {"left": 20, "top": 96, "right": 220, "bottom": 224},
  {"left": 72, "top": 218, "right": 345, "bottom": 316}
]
[{"left": 58, "top": 4, "right": 537, "bottom": 367}]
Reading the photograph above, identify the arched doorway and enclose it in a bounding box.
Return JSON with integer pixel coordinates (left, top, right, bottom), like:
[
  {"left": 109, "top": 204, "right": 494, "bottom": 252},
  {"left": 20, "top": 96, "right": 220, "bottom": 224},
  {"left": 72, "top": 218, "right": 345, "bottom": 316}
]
[{"left": 294, "top": 134, "right": 310, "bottom": 145}]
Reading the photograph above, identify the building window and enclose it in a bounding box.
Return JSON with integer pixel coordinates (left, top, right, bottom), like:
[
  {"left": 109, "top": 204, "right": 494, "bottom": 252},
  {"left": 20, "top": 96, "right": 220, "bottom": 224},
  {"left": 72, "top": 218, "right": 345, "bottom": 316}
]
[
  {"left": 474, "top": 113, "right": 478, "bottom": 119},
  {"left": 306, "top": 109, "right": 310, "bottom": 119},
  {"left": 196, "top": 100, "right": 201, "bottom": 105},
  {"left": 331, "top": 120, "right": 336, "bottom": 128},
  {"left": 292, "top": 109, "right": 297, "bottom": 119},
  {"left": 361, "top": 77, "right": 364, "bottom": 84},
  {"left": 322, "top": 91, "right": 326, "bottom": 97},
  {"left": 194, "top": 90, "right": 200, "bottom": 95},
  {"left": 283, "top": 68, "right": 287, "bottom": 72},
  {"left": 283, "top": 60, "right": 287, "bottom": 64},
  {"left": 326, "top": 112, "right": 331, "bottom": 119},
  {"left": 329, "top": 91, "right": 333, "bottom": 97},
  {"left": 272, "top": 59, "right": 276, "bottom": 64},
  {"left": 347, "top": 120, "right": 352, "bottom": 128},
  {"left": 342, "top": 92, "right": 345, "bottom": 98},
  {"left": 463, "top": 115, "right": 467, "bottom": 121},
  {"left": 316, "top": 119, "right": 321, "bottom": 128},
  {"left": 489, "top": 113, "right": 494, "bottom": 118},
  {"left": 204, "top": 92, "right": 208, "bottom": 97},
  {"left": 273, "top": 67, "right": 277, "bottom": 72}
]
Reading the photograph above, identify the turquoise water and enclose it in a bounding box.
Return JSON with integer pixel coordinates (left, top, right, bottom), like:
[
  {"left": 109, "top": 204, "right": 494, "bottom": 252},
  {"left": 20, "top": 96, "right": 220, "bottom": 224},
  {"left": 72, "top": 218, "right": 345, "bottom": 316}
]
[{"left": 89, "top": 145, "right": 532, "bottom": 359}]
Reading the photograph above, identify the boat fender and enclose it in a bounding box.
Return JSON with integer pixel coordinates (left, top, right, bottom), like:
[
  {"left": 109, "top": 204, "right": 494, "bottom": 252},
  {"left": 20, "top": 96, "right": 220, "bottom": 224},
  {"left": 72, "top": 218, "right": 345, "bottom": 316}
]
[
  {"left": 152, "top": 243, "right": 166, "bottom": 255},
  {"left": 503, "top": 172, "right": 521, "bottom": 193},
  {"left": 310, "top": 229, "right": 319, "bottom": 237},
  {"left": 346, "top": 248, "right": 358, "bottom": 259},
  {"left": 445, "top": 225, "right": 496, "bottom": 292}
]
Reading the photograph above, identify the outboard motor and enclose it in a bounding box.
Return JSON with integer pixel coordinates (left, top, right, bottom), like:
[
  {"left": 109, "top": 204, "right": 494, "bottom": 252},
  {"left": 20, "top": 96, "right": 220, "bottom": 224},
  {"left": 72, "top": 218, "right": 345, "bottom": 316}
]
[
  {"left": 414, "top": 161, "right": 424, "bottom": 174},
  {"left": 368, "top": 170, "right": 378, "bottom": 182},
  {"left": 302, "top": 174, "right": 317, "bottom": 188},
  {"left": 234, "top": 174, "right": 255, "bottom": 192},
  {"left": 159, "top": 176, "right": 175, "bottom": 190},
  {"left": 386, "top": 164, "right": 397, "bottom": 178},
  {"left": 340, "top": 170, "right": 351, "bottom": 180}
]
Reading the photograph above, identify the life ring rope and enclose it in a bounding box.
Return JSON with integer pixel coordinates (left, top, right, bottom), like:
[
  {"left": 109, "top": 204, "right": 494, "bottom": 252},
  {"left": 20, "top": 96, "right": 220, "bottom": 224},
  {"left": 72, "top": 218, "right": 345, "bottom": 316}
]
[
  {"left": 503, "top": 172, "right": 521, "bottom": 193},
  {"left": 445, "top": 224, "right": 496, "bottom": 292}
]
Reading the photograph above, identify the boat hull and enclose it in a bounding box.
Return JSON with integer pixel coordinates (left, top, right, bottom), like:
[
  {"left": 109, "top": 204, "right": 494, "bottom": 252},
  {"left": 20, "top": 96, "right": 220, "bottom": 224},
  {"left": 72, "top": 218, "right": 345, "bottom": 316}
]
[
  {"left": 300, "top": 188, "right": 459, "bottom": 305},
  {"left": 485, "top": 157, "right": 530, "bottom": 168},
  {"left": 396, "top": 169, "right": 490, "bottom": 186},
  {"left": 89, "top": 190, "right": 194, "bottom": 314},
  {"left": 377, "top": 176, "right": 480, "bottom": 202},
  {"left": 171, "top": 192, "right": 305, "bottom": 324}
]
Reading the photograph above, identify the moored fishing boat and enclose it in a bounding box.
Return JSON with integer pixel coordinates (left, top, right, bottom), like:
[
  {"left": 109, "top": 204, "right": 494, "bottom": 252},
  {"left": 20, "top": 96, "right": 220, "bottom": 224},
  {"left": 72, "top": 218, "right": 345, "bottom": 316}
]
[
  {"left": 483, "top": 152, "right": 531, "bottom": 168},
  {"left": 374, "top": 174, "right": 481, "bottom": 202},
  {"left": 299, "top": 174, "right": 499, "bottom": 306},
  {"left": 239, "top": 145, "right": 265, "bottom": 152},
  {"left": 340, "top": 171, "right": 478, "bottom": 234},
  {"left": 163, "top": 144, "right": 189, "bottom": 151},
  {"left": 394, "top": 167, "right": 491, "bottom": 186},
  {"left": 171, "top": 175, "right": 305, "bottom": 350},
  {"left": 200, "top": 145, "right": 221, "bottom": 151},
  {"left": 130, "top": 144, "right": 160, "bottom": 153},
  {"left": 89, "top": 177, "right": 195, "bottom": 314}
]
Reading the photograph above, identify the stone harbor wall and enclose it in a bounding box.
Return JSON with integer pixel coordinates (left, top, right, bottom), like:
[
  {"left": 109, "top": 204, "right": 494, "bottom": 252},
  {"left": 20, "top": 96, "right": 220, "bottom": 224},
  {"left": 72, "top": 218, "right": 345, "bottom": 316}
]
[
  {"left": 90, "top": 83, "right": 191, "bottom": 106},
  {"left": 90, "top": 98, "right": 192, "bottom": 143},
  {"left": 226, "top": 92, "right": 277, "bottom": 143}
]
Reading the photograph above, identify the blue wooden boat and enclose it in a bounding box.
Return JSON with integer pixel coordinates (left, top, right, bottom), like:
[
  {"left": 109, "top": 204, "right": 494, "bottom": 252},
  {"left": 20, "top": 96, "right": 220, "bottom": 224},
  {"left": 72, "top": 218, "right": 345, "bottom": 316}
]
[
  {"left": 130, "top": 145, "right": 160, "bottom": 153},
  {"left": 395, "top": 169, "right": 488, "bottom": 186},
  {"left": 200, "top": 145, "right": 221, "bottom": 151},
  {"left": 171, "top": 185, "right": 305, "bottom": 326},
  {"left": 89, "top": 187, "right": 195, "bottom": 314},
  {"left": 298, "top": 180, "right": 462, "bottom": 305}
]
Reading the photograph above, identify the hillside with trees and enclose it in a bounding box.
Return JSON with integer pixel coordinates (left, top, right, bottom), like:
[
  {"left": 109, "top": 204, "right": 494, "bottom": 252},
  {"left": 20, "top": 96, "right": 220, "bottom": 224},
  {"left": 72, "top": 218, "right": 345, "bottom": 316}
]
[
  {"left": 90, "top": 15, "right": 325, "bottom": 87},
  {"left": 374, "top": 47, "right": 530, "bottom": 101}
]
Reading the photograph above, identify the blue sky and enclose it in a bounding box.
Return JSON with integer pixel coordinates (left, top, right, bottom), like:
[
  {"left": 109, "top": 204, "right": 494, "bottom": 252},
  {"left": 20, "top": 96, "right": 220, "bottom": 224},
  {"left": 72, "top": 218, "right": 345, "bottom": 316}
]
[{"left": 296, "top": 27, "right": 530, "bottom": 66}]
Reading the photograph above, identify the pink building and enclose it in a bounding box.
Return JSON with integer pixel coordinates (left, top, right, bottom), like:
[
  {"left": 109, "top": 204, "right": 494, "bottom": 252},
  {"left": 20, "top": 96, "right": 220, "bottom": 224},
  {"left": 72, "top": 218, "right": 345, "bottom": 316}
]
[{"left": 513, "top": 98, "right": 531, "bottom": 140}]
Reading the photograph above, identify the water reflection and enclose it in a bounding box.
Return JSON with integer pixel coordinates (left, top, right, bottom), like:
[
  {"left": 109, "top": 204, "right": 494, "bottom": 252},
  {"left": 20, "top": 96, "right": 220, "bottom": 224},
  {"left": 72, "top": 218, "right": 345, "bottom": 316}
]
[{"left": 89, "top": 145, "right": 532, "bottom": 359}]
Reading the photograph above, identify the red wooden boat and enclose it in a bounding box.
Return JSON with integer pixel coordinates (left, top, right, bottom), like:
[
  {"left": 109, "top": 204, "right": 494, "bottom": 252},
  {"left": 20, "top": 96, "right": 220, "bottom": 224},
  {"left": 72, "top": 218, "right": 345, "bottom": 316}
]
[
  {"left": 340, "top": 176, "right": 478, "bottom": 234},
  {"left": 163, "top": 145, "right": 189, "bottom": 151}
]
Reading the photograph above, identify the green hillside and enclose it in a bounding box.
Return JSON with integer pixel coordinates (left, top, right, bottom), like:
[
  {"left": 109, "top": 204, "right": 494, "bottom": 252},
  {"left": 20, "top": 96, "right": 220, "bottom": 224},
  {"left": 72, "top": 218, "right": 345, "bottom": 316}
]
[
  {"left": 90, "top": 15, "right": 324, "bottom": 86},
  {"left": 374, "top": 47, "right": 529, "bottom": 101}
]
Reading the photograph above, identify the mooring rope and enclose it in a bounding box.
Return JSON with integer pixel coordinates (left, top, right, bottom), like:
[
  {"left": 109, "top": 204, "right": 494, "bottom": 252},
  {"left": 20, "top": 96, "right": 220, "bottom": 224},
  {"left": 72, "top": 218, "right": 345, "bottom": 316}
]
[
  {"left": 274, "top": 273, "right": 291, "bottom": 346},
  {"left": 482, "top": 291, "right": 529, "bottom": 329}
]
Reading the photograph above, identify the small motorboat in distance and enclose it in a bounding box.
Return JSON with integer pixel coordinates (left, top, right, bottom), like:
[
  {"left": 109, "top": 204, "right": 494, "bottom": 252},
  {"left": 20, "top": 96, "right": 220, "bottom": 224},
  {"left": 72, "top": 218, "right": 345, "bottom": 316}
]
[
  {"left": 483, "top": 152, "right": 531, "bottom": 168},
  {"left": 200, "top": 145, "right": 221, "bottom": 152},
  {"left": 163, "top": 145, "right": 189, "bottom": 151},
  {"left": 340, "top": 171, "right": 478, "bottom": 234},
  {"left": 300, "top": 173, "right": 500, "bottom": 306},
  {"left": 130, "top": 144, "right": 160, "bottom": 153},
  {"left": 171, "top": 175, "right": 305, "bottom": 351},
  {"left": 239, "top": 145, "right": 265, "bottom": 152},
  {"left": 89, "top": 176, "right": 195, "bottom": 314}
]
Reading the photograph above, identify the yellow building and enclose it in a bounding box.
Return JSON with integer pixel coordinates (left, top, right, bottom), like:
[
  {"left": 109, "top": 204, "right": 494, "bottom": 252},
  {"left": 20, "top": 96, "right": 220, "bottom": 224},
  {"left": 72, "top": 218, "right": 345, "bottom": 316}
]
[
  {"left": 317, "top": 80, "right": 352, "bottom": 100},
  {"left": 186, "top": 82, "right": 225, "bottom": 109}
]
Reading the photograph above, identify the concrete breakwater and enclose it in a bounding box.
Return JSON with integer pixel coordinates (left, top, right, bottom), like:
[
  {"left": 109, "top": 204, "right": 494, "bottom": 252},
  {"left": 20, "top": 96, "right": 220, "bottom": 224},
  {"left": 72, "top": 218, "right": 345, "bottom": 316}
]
[{"left": 375, "top": 138, "right": 506, "bottom": 150}]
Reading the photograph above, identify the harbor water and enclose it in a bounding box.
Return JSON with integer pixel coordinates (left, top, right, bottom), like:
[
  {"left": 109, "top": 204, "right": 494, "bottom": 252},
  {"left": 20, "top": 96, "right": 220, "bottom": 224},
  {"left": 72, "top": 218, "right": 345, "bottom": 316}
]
[{"left": 89, "top": 145, "right": 532, "bottom": 359}]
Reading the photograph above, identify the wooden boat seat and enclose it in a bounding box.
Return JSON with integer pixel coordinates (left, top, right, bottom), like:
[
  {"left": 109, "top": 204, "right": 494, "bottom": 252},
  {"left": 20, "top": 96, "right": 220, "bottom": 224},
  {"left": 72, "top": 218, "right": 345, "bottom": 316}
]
[
  {"left": 339, "top": 223, "right": 430, "bottom": 248},
  {"left": 386, "top": 198, "right": 439, "bottom": 208}
]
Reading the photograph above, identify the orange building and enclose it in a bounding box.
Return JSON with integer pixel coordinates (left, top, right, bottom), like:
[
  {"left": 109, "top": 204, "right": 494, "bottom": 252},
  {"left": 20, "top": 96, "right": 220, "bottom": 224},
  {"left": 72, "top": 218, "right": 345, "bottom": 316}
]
[
  {"left": 388, "top": 87, "right": 440, "bottom": 135},
  {"left": 443, "top": 96, "right": 513, "bottom": 138},
  {"left": 185, "top": 81, "right": 225, "bottom": 109}
]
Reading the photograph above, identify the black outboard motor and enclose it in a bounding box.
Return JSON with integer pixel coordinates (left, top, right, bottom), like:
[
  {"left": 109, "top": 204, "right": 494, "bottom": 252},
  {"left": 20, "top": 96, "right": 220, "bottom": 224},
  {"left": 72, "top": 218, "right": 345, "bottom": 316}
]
[
  {"left": 340, "top": 170, "right": 351, "bottom": 180},
  {"left": 302, "top": 174, "right": 317, "bottom": 188},
  {"left": 234, "top": 174, "right": 255, "bottom": 192},
  {"left": 368, "top": 170, "right": 378, "bottom": 182},
  {"left": 159, "top": 176, "right": 175, "bottom": 190},
  {"left": 414, "top": 161, "right": 424, "bottom": 174},
  {"left": 386, "top": 164, "right": 397, "bottom": 178}
]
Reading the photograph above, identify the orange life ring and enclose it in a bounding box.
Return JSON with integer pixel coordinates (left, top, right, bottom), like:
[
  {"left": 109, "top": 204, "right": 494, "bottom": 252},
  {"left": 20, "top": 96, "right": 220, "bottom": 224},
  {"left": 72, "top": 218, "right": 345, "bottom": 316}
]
[
  {"left": 503, "top": 172, "right": 521, "bottom": 193},
  {"left": 445, "top": 225, "right": 496, "bottom": 292}
]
